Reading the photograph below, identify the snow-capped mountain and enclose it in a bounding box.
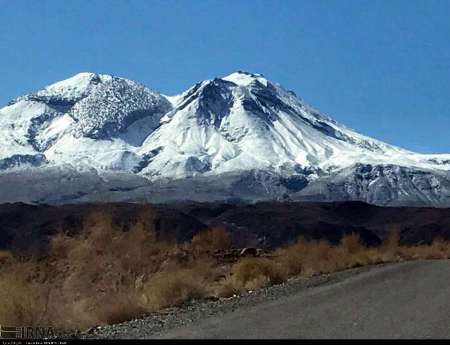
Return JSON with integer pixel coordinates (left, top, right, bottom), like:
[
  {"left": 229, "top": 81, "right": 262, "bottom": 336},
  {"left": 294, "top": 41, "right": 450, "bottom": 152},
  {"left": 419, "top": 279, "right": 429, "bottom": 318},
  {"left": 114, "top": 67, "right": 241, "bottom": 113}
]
[{"left": 1, "top": 71, "right": 449, "bottom": 206}]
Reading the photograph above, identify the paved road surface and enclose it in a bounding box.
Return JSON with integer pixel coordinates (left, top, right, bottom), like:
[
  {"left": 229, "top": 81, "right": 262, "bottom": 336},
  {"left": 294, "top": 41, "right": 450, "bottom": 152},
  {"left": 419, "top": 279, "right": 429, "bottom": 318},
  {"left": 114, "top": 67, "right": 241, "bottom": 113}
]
[{"left": 158, "top": 260, "right": 450, "bottom": 339}]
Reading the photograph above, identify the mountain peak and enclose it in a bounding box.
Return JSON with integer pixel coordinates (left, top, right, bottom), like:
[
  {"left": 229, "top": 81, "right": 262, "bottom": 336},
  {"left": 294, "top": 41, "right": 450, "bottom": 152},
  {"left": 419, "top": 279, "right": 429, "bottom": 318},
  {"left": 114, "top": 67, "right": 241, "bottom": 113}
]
[
  {"left": 1, "top": 71, "right": 450, "bottom": 206},
  {"left": 2, "top": 70, "right": 449, "bottom": 182},
  {"left": 222, "top": 70, "right": 268, "bottom": 87},
  {"left": 43, "top": 72, "right": 103, "bottom": 92},
  {"left": 31, "top": 72, "right": 114, "bottom": 105}
]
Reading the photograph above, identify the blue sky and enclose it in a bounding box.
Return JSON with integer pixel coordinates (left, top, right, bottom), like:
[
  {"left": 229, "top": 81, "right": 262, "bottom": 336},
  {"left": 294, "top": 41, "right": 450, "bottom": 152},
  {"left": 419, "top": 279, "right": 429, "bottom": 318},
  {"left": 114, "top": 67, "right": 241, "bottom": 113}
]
[{"left": 1, "top": 0, "right": 449, "bottom": 153}]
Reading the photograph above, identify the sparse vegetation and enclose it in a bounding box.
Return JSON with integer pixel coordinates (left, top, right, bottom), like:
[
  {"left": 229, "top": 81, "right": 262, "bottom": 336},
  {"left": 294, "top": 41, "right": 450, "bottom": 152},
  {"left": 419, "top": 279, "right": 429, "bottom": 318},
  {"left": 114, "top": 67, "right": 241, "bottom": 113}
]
[
  {"left": 226, "top": 257, "right": 286, "bottom": 292},
  {"left": 0, "top": 250, "right": 13, "bottom": 262},
  {"left": 0, "top": 212, "right": 449, "bottom": 332},
  {"left": 191, "top": 226, "right": 232, "bottom": 254},
  {"left": 0, "top": 210, "right": 216, "bottom": 330},
  {"left": 143, "top": 264, "right": 210, "bottom": 310}
]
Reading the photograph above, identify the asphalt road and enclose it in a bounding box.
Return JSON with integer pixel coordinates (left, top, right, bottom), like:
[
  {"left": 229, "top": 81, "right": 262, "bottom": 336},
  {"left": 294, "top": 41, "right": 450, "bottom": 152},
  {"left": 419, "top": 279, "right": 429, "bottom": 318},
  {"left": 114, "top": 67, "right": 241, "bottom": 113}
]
[{"left": 158, "top": 260, "right": 450, "bottom": 339}]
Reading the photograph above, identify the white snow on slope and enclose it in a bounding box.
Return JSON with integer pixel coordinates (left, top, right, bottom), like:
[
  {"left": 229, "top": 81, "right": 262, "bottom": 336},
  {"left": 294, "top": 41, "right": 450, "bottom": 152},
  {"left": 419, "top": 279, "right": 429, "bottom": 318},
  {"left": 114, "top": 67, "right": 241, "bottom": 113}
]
[
  {"left": 37, "top": 72, "right": 102, "bottom": 101},
  {"left": 0, "top": 71, "right": 449, "bottom": 179},
  {"left": 223, "top": 71, "right": 268, "bottom": 87},
  {"left": 0, "top": 100, "right": 45, "bottom": 158}
]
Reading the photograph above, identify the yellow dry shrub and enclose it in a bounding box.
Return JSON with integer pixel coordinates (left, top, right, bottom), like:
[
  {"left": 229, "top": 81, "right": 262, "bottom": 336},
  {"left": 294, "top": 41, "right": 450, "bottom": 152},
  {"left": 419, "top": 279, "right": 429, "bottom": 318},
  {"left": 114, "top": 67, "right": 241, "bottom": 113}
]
[
  {"left": 0, "top": 262, "right": 52, "bottom": 326},
  {"left": 227, "top": 257, "right": 286, "bottom": 292},
  {"left": 143, "top": 261, "right": 212, "bottom": 310},
  {"left": 191, "top": 226, "right": 232, "bottom": 254}
]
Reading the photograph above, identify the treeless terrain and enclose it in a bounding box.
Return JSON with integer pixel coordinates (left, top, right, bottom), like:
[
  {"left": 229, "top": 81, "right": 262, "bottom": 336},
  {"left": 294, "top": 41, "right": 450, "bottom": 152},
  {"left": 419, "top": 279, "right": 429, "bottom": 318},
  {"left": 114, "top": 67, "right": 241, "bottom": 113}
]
[
  {"left": 0, "top": 204, "right": 449, "bottom": 332},
  {"left": 2, "top": 201, "right": 450, "bottom": 254}
]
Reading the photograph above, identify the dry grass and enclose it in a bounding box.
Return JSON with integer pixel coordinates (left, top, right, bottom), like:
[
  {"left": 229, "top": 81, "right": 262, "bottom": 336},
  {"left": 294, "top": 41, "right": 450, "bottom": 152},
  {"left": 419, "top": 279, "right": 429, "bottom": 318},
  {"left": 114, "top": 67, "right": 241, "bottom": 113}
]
[
  {"left": 219, "top": 231, "right": 450, "bottom": 296},
  {"left": 224, "top": 257, "right": 286, "bottom": 293},
  {"left": 0, "top": 261, "right": 53, "bottom": 327},
  {"left": 143, "top": 264, "right": 210, "bottom": 310},
  {"left": 191, "top": 226, "right": 232, "bottom": 254},
  {"left": 0, "top": 212, "right": 449, "bottom": 332},
  {"left": 274, "top": 232, "right": 450, "bottom": 278},
  {"left": 0, "top": 249, "right": 13, "bottom": 262},
  {"left": 0, "top": 210, "right": 219, "bottom": 330}
]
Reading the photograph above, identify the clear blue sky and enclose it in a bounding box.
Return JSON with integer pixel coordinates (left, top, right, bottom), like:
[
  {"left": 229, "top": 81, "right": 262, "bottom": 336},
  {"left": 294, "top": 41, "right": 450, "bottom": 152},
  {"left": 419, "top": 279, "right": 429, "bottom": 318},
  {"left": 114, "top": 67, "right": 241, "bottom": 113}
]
[{"left": 1, "top": 0, "right": 449, "bottom": 153}]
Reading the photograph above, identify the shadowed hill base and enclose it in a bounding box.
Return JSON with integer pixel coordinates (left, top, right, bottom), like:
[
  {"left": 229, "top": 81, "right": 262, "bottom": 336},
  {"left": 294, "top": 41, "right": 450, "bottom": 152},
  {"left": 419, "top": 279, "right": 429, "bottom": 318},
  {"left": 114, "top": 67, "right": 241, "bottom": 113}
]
[
  {"left": 1, "top": 201, "right": 450, "bottom": 254},
  {"left": 0, "top": 203, "right": 207, "bottom": 254},
  {"left": 172, "top": 201, "right": 450, "bottom": 247}
]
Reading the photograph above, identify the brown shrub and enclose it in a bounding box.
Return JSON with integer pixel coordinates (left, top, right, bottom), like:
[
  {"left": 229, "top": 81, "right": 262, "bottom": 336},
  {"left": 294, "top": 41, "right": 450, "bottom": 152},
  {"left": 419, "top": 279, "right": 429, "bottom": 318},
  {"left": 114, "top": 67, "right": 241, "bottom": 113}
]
[
  {"left": 380, "top": 231, "right": 401, "bottom": 256},
  {"left": 272, "top": 232, "right": 444, "bottom": 280},
  {"left": 89, "top": 292, "right": 147, "bottom": 325},
  {"left": 0, "top": 262, "right": 52, "bottom": 326},
  {"left": 326, "top": 233, "right": 374, "bottom": 269},
  {"left": 340, "top": 233, "right": 365, "bottom": 254},
  {"left": 24, "top": 209, "right": 178, "bottom": 329},
  {"left": 227, "top": 257, "right": 286, "bottom": 292},
  {"left": 397, "top": 239, "right": 450, "bottom": 261},
  {"left": 143, "top": 263, "right": 211, "bottom": 310},
  {"left": 191, "top": 226, "right": 232, "bottom": 254},
  {"left": 0, "top": 210, "right": 217, "bottom": 330},
  {"left": 290, "top": 240, "right": 343, "bottom": 275},
  {"left": 430, "top": 238, "right": 450, "bottom": 258},
  {"left": 0, "top": 250, "right": 13, "bottom": 262},
  {"left": 273, "top": 239, "right": 308, "bottom": 276}
]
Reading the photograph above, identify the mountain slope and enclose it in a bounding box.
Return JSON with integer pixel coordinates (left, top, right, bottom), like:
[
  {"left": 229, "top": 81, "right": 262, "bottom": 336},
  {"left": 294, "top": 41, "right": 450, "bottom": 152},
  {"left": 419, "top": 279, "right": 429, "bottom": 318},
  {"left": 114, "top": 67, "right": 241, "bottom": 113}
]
[
  {"left": 0, "top": 71, "right": 449, "bottom": 206},
  {"left": 138, "top": 71, "right": 450, "bottom": 178},
  {"left": 0, "top": 73, "right": 171, "bottom": 170}
]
